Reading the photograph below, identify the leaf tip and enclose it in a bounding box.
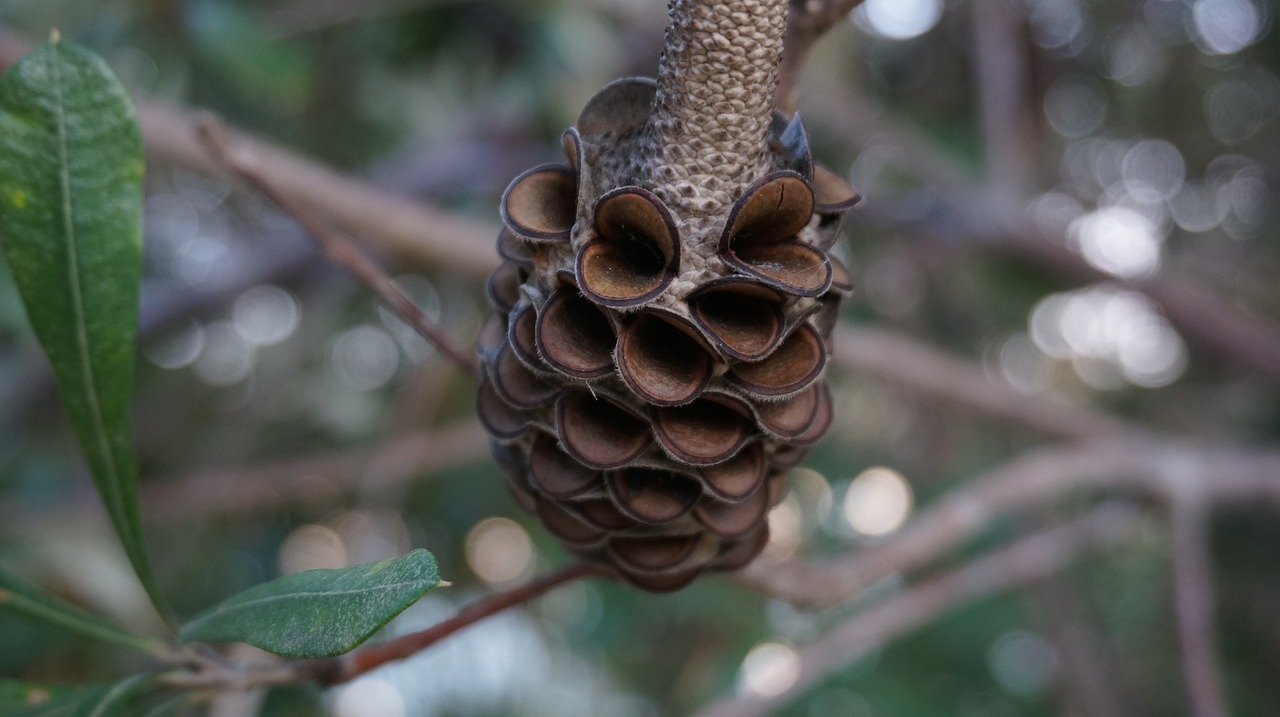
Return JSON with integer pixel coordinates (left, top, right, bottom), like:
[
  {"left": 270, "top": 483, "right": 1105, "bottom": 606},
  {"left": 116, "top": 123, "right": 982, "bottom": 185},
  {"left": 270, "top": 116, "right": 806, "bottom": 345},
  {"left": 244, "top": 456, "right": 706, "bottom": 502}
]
[
  {"left": 437, "top": 580, "right": 453, "bottom": 589},
  {"left": 49, "top": 28, "right": 61, "bottom": 44}
]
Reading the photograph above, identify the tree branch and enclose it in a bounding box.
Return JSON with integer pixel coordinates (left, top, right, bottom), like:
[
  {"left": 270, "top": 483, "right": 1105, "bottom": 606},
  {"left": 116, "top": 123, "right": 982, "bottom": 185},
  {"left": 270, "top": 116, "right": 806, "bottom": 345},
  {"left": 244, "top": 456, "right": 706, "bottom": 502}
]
[
  {"left": 736, "top": 440, "right": 1280, "bottom": 608},
  {"left": 777, "top": 0, "right": 867, "bottom": 115},
  {"left": 701, "top": 505, "right": 1141, "bottom": 717},
  {"left": 1171, "top": 497, "right": 1231, "bottom": 717},
  {"left": 196, "top": 115, "right": 481, "bottom": 379}
]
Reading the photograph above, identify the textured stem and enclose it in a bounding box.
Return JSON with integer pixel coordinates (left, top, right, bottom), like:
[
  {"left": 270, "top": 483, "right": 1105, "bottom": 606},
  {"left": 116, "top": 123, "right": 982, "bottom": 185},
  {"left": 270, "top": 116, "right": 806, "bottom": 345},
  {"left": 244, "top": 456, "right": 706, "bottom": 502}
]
[{"left": 646, "top": 0, "right": 788, "bottom": 215}]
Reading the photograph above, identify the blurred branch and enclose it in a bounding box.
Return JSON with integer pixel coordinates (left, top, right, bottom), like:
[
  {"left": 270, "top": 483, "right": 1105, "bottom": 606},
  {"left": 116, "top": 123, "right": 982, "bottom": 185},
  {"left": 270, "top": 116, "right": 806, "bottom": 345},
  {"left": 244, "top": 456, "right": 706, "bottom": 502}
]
[
  {"left": 777, "top": 0, "right": 866, "bottom": 114},
  {"left": 0, "top": 420, "right": 488, "bottom": 531},
  {"left": 809, "top": 76, "right": 1280, "bottom": 384},
  {"left": 702, "top": 505, "right": 1141, "bottom": 717},
  {"left": 736, "top": 439, "right": 1280, "bottom": 608},
  {"left": 197, "top": 115, "right": 481, "bottom": 379},
  {"left": 970, "top": 0, "right": 1032, "bottom": 205},
  {"left": 1171, "top": 497, "right": 1231, "bottom": 717},
  {"left": 0, "top": 28, "right": 501, "bottom": 277},
  {"left": 832, "top": 325, "right": 1141, "bottom": 441}
]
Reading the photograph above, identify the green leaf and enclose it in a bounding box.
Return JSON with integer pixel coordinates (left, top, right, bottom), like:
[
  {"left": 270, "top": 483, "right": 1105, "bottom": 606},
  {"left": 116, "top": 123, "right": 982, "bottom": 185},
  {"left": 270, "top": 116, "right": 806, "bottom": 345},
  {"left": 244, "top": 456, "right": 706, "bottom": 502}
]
[
  {"left": 0, "top": 675, "right": 150, "bottom": 717},
  {"left": 179, "top": 549, "right": 444, "bottom": 658},
  {"left": 0, "top": 564, "right": 165, "bottom": 655},
  {"left": 0, "top": 36, "right": 164, "bottom": 616}
]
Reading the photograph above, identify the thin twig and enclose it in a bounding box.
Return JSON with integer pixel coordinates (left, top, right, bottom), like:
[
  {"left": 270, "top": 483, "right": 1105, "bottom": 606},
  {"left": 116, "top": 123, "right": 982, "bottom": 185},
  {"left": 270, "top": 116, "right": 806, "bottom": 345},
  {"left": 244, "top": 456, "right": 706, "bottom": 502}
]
[
  {"left": 701, "top": 505, "right": 1141, "bottom": 717},
  {"left": 970, "top": 0, "right": 1031, "bottom": 206},
  {"left": 1171, "top": 497, "right": 1231, "bottom": 717},
  {"left": 196, "top": 116, "right": 481, "bottom": 379},
  {"left": 777, "top": 0, "right": 867, "bottom": 114},
  {"left": 320, "top": 561, "right": 597, "bottom": 685},
  {"left": 736, "top": 440, "right": 1280, "bottom": 608}
]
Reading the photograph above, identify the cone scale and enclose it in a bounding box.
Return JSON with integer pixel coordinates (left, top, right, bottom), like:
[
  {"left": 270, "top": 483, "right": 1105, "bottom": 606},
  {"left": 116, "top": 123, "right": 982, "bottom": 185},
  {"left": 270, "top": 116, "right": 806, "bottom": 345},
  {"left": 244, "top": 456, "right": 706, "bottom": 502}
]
[{"left": 479, "top": 0, "right": 860, "bottom": 591}]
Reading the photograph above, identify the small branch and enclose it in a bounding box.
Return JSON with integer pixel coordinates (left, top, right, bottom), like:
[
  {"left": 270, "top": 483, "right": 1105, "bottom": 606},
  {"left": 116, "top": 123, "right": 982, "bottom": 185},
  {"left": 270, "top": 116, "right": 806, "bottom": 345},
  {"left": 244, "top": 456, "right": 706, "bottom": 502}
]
[
  {"left": 970, "top": 0, "right": 1031, "bottom": 206},
  {"left": 320, "top": 561, "right": 596, "bottom": 685},
  {"left": 196, "top": 116, "right": 480, "bottom": 379},
  {"left": 700, "top": 505, "right": 1141, "bottom": 717},
  {"left": 777, "top": 0, "right": 867, "bottom": 115},
  {"left": 832, "top": 325, "right": 1142, "bottom": 442},
  {"left": 1171, "top": 497, "right": 1231, "bottom": 717},
  {"left": 737, "top": 440, "right": 1280, "bottom": 608}
]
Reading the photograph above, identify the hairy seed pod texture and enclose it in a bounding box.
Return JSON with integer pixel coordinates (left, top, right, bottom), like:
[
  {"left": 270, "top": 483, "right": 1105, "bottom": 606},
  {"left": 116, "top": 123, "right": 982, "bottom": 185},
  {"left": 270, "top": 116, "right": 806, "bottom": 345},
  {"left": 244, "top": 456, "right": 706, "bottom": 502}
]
[{"left": 478, "top": 0, "right": 860, "bottom": 591}]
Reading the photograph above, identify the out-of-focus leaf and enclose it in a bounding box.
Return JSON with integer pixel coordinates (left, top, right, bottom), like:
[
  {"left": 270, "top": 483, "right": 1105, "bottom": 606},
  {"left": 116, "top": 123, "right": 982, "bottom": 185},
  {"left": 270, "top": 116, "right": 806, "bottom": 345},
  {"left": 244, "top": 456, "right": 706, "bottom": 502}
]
[
  {"left": 0, "top": 564, "right": 164, "bottom": 655},
  {"left": 0, "top": 675, "right": 150, "bottom": 717},
  {"left": 0, "top": 36, "right": 164, "bottom": 617},
  {"left": 179, "top": 549, "right": 444, "bottom": 658}
]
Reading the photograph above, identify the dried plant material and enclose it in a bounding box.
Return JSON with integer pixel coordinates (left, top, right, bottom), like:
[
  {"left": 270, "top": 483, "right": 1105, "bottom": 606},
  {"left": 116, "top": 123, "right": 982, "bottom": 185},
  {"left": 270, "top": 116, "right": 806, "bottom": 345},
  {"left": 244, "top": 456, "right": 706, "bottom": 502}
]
[
  {"left": 608, "top": 534, "right": 702, "bottom": 573},
  {"left": 617, "top": 311, "right": 714, "bottom": 405},
  {"left": 536, "top": 288, "right": 616, "bottom": 379},
  {"left": 501, "top": 165, "right": 577, "bottom": 241},
  {"left": 695, "top": 481, "right": 772, "bottom": 539},
  {"left": 812, "top": 163, "right": 861, "bottom": 214},
  {"left": 728, "top": 323, "right": 826, "bottom": 397},
  {"left": 475, "top": 379, "right": 529, "bottom": 441},
  {"left": 577, "top": 187, "right": 680, "bottom": 307},
  {"left": 607, "top": 469, "right": 701, "bottom": 524},
  {"left": 688, "top": 278, "right": 786, "bottom": 361},
  {"left": 529, "top": 433, "right": 600, "bottom": 499},
  {"left": 477, "top": 0, "right": 859, "bottom": 591},
  {"left": 555, "top": 392, "right": 652, "bottom": 470},
  {"left": 484, "top": 261, "right": 523, "bottom": 314},
  {"left": 698, "top": 443, "right": 768, "bottom": 502},
  {"left": 653, "top": 395, "right": 753, "bottom": 466}
]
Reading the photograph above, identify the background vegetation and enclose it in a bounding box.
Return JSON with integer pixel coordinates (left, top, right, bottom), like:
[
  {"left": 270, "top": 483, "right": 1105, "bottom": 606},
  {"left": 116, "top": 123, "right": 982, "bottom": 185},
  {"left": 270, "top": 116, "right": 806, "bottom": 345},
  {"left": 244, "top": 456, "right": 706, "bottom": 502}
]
[{"left": 1, "top": 0, "right": 1278, "bottom": 715}]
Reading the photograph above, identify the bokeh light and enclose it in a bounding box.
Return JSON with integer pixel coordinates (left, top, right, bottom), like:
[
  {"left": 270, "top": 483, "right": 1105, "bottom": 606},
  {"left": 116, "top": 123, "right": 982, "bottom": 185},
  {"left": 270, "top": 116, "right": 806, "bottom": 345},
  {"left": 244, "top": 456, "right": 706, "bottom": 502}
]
[
  {"left": 329, "top": 324, "right": 400, "bottom": 390},
  {"left": 333, "top": 678, "right": 407, "bottom": 717},
  {"left": 739, "top": 642, "right": 801, "bottom": 698},
  {"left": 1029, "top": 286, "right": 1188, "bottom": 388},
  {"left": 278, "top": 523, "right": 347, "bottom": 575},
  {"left": 1068, "top": 205, "right": 1163, "bottom": 278},
  {"left": 465, "top": 518, "right": 534, "bottom": 585},
  {"left": 1190, "top": 0, "right": 1265, "bottom": 55},
  {"left": 232, "top": 284, "right": 300, "bottom": 346},
  {"left": 853, "top": 0, "right": 943, "bottom": 40},
  {"left": 192, "top": 320, "right": 254, "bottom": 386},
  {"left": 842, "top": 467, "right": 913, "bottom": 537}
]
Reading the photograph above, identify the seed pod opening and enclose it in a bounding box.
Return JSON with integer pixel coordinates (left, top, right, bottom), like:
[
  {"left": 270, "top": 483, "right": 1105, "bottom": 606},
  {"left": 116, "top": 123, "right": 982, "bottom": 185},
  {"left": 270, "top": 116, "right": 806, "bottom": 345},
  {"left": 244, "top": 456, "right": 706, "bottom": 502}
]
[
  {"left": 653, "top": 394, "right": 752, "bottom": 466},
  {"left": 720, "top": 171, "right": 832, "bottom": 296},
  {"left": 529, "top": 432, "right": 601, "bottom": 499},
  {"left": 754, "top": 383, "right": 821, "bottom": 439},
  {"left": 728, "top": 323, "right": 826, "bottom": 397},
  {"left": 616, "top": 311, "right": 714, "bottom": 406},
  {"left": 697, "top": 442, "right": 767, "bottom": 502},
  {"left": 607, "top": 468, "right": 701, "bottom": 524},
  {"left": 501, "top": 164, "right": 578, "bottom": 241},
  {"left": 688, "top": 277, "right": 786, "bottom": 361},
  {"left": 578, "top": 186, "right": 680, "bottom": 308},
  {"left": 695, "top": 481, "right": 771, "bottom": 539},
  {"left": 812, "top": 163, "right": 861, "bottom": 214},
  {"left": 476, "top": 378, "right": 530, "bottom": 441},
  {"left": 485, "top": 261, "right": 524, "bottom": 313},
  {"left": 497, "top": 227, "right": 536, "bottom": 267},
  {"left": 608, "top": 534, "right": 701, "bottom": 573},
  {"left": 556, "top": 391, "right": 652, "bottom": 469},
  {"left": 506, "top": 303, "right": 543, "bottom": 369},
  {"left": 535, "top": 494, "right": 607, "bottom": 547},
  {"left": 536, "top": 288, "right": 617, "bottom": 379},
  {"left": 709, "top": 524, "right": 771, "bottom": 572},
  {"left": 492, "top": 344, "right": 560, "bottom": 410}
]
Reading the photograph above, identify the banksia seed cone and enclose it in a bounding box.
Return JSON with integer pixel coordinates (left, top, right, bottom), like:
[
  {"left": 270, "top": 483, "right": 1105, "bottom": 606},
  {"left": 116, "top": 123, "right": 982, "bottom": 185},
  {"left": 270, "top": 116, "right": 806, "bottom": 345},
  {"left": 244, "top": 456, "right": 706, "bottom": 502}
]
[{"left": 477, "top": 0, "right": 859, "bottom": 591}]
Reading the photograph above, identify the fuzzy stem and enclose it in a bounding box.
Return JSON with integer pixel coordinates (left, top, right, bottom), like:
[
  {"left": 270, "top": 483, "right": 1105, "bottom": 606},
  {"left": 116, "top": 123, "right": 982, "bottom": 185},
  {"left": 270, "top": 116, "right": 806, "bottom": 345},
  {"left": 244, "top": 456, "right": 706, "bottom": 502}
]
[{"left": 647, "top": 0, "right": 789, "bottom": 215}]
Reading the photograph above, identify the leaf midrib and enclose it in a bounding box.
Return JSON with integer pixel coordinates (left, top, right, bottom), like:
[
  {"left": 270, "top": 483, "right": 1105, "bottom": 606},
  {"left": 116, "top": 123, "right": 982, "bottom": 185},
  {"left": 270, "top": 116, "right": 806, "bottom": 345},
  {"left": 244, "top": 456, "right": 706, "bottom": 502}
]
[{"left": 52, "top": 41, "right": 123, "bottom": 513}]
